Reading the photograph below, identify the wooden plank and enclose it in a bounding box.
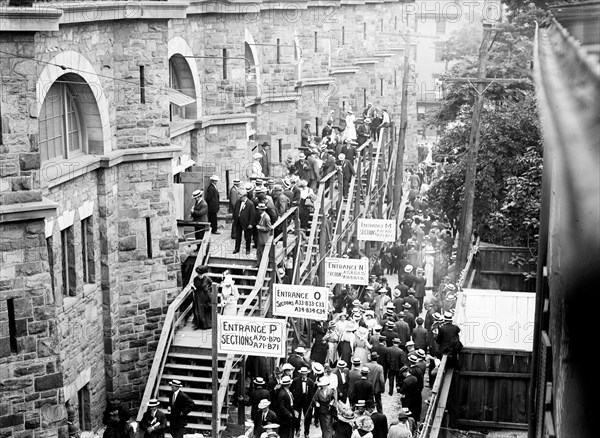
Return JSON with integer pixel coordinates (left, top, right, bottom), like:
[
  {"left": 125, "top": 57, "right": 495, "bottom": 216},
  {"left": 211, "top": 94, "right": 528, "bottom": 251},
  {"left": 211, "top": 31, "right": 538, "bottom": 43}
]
[
  {"left": 458, "top": 371, "right": 531, "bottom": 379},
  {"left": 429, "top": 368, "right": 455, "bottom": 438},
  {"left": 456, "top": 419, "right": 528, "bottom": 430}
]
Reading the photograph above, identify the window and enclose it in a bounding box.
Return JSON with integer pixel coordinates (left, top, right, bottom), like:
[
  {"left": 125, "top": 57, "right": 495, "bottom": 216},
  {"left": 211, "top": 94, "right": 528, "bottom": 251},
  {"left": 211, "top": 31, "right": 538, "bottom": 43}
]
[
  {"left": 47, "top": 237, "right": 56, "bottom": 296},
  {"left": 61, "top": 226, "right": 76, "bottom": 297},
  {"left": 39, "top": 82, "right": 83, "bottom": 161},
  {"left": 417, "top": 106, "right": 426, "bottom": 121},
  {"left": 38, "top": 73, "right": 104, "bottom": 164},
  {"left": 169, "top": 55, "right": 197, "bottom": 121},
  {"left": 223, "top": 49, "right": 228, "bottom": 79},
  {"left": 7, "top": 299, "right": 18, "bottom": 354},
  {"left": 436, "top": 20, "right": 446, "bottom": 35},
  {"left": 81, "top": 218, "right": 95, "bottom": 284},
  {"left": 78, "top": 385, "right": 91, "bottom": 431},
  {"left": 145, "top": 217, "right": 153, "bottom": 259}
]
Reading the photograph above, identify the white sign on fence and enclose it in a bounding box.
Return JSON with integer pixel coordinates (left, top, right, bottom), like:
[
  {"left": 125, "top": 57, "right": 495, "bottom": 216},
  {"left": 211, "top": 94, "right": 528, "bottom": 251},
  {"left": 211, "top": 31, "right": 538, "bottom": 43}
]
[
  {"left": 273, "top": 284, "right": 329, "bottom": 320},
  {"left": 324, "top": 257, "right": 370, "bottom": 286},
  {"left": 217, "top": 315, "right": 286, "bottom": 358},
  {"left": 357, "top": 218, "right": 396, "bottom": 242}
]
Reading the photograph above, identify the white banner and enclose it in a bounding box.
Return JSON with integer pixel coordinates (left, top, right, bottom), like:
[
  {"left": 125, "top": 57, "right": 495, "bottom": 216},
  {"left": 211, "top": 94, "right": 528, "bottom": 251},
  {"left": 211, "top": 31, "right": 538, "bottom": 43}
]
[
  {"left": 273, "top": 284, "right": 329, "bottom": 320},
  {"left": 324, "top": 257, "right": 370, "bottom": 285},
  {"left": 357, "top": 218, "right": 396, "bottom": 242},
  {"left": 217, "top": 315, "right": 286, "bottom": 358}
]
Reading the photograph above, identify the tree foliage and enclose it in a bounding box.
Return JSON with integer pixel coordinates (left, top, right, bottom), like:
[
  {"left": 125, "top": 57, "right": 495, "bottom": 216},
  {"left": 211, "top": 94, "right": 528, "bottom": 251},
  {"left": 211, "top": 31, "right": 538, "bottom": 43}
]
[{"left": 426, "top": 3, "right": 545, "bottom": 249}]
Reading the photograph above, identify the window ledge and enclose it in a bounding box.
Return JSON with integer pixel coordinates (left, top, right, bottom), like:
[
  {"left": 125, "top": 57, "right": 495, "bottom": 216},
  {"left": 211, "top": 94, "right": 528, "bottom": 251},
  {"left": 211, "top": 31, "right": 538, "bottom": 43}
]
[
  {"left": 0, "top": 197, "right": 58, "bottom": 224},
  {"left": 42, "top": 146, "right": 182, "bottom": 189},
  {"left": 63, "top": 296, "right": 78, "bottom": 310},
  {"left": 170, "top": 120, "right": 199, "bottom": 139}
]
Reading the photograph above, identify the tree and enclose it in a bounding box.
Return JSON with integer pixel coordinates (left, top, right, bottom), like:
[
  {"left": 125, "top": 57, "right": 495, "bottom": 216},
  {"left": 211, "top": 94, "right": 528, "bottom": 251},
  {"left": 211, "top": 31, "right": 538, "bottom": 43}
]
[{"left": 426, "top": 3, "right": 545, "bottom": 249}]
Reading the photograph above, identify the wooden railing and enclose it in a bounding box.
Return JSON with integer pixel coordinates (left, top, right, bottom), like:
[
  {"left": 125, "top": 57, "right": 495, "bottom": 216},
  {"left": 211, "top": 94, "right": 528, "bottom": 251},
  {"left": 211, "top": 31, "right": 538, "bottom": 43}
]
[
  {"left": 136, "top": 232, "right": 212, "bottom": 422},
  {"left": 216, "top": 207, "right": 299, "bottom": 420},
  {"left": 297, "top": 169, "right": 339, "bottom": 285}
]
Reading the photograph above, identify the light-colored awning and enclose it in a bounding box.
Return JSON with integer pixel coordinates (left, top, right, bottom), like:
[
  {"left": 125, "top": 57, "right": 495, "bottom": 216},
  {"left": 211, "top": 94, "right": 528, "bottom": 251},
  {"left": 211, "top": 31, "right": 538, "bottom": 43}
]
[{"left": 167, "top": 87, "right": 196, "bottom": 107}]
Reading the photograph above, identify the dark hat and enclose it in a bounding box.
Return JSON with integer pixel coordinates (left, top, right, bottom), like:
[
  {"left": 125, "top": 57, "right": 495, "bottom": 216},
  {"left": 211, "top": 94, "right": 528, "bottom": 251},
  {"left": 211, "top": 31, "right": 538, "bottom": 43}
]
[{"left": 261, "top": 141, "right": 270, "bottom": 147}]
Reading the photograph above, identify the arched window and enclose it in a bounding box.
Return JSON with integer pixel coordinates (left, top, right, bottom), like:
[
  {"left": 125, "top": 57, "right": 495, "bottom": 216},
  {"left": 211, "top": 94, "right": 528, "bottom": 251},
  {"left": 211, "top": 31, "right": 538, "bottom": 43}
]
[
  {"left": 39, "top": 73, "right": 103, "bottom": 161},
  {"left": 169, "top": 54, "right": 197, "bottom": 121}
]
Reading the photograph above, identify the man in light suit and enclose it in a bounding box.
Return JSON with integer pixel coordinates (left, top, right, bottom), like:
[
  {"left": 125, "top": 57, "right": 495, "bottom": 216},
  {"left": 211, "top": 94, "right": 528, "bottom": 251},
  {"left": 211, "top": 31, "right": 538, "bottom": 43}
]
[
  {"left": 232, "top": 189, "right": 255, "bottom": 255},
  {"left": 139, "top": 398, "right": 168, "bottom": 438},
  {"left": 167, "top": 380, "right": 196, "bottom": 438}
]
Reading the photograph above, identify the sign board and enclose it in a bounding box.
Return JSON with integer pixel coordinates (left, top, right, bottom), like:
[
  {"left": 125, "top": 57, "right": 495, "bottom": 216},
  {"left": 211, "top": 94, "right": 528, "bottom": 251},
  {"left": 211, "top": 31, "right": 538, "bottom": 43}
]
[
  {"left": 273, "top": 284, "right": 329, "bottom": 320},
  {"left": 324, "top": 257, "right": 369, "bottom": 286},
  {"left": 217, "top": 315, "right": 286, "bottom": 358},
  {"left": 357, "top": 218, "right": 396, "bottom": 242}
]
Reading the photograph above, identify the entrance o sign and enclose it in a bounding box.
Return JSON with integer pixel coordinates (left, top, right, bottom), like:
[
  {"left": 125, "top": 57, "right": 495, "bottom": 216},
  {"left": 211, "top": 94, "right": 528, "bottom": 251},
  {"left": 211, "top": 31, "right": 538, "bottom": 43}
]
[{"left": 272, "top": 284, "right": 329, "bottom": 321}]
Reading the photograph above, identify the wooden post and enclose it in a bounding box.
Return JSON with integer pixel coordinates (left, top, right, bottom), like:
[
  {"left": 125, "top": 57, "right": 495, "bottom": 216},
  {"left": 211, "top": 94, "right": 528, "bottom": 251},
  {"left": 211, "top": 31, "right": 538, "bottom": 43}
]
[
  {"left": 211, "top": 283, "right": 219, "bottom": 438},
  {"left": 237, "top": 357, "right": 246, "bottom": 425},
  {"left": 457, "top": 24, "right": 494, "bottom": 270},
  {"left": 393, "top": 33, "right": 411, "bottom": 213}
]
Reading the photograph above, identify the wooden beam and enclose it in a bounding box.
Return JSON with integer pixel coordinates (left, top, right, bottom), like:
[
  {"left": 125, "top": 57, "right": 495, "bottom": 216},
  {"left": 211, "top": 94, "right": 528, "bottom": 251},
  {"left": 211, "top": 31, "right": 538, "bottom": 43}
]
[
  {"left": 459, "top": 371, "right": 531, "bottom": 379},
  {"left": 430, "top": 367, "right": 454, "bottom": 438},
  {"left": 456, "top": 419, "right": 529, "bottom": 430}
]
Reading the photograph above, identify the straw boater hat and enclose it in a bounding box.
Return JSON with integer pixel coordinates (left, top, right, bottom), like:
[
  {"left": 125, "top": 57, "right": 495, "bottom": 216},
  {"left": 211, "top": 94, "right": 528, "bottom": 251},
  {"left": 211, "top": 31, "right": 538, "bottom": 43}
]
[
  {"left": 298, "top": 366, "right": 310, "bottom": 375},
  {"left": 351, "top": 357, "right": 362, "bottom": 366},
  {"left": 311, "top": 362, "right": 325, "bottom": 375},
  {"left": 258, "top": 399, "right": 271, "bottom": 410},
  {"left": 192, "top": 189, "right": 203, "bottom": 198},
  {"left": 148, "top": 399, "right": 160, "bottom": 407},
  {"left": 169, "top": 379, "right": 182, "bottom": 387},
  {"left": 416, "top": 349, "right": 426, "bottom": 360},
  {"left": 433, "top": 312, "right": 443, "bottom": 322},
  {"left": 253, "top": 377, "right": 266, "bottom": 386},
  {"left": 317, "top": 379, "right": 330, "bottom": 387},
  {"left": 281, "top": 363, "right": 294, "bottom": 372},
  {"left": 337, "top": 360, "right": 347, "bottom": 368},
  {"left": 404, "top": 265, "right": 414, "bottom": 273},
  {"left": 444, "top": 311, "right": 454, "bottom": 321},
  {"left": 280, "top": 376, "right": 292, "bottom": 385},
  {"left": 295, "top": 346, "right": 307, "bottom": 355}
]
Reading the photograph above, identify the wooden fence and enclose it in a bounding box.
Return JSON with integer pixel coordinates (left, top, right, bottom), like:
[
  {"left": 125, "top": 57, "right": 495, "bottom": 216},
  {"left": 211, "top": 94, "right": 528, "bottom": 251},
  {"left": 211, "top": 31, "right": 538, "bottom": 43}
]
[
  {"left": 473, "top": 246, "right": 536, "bottom": 292},
  {"left": 453, "top": 348, "right": 531, "bottom": 430}
]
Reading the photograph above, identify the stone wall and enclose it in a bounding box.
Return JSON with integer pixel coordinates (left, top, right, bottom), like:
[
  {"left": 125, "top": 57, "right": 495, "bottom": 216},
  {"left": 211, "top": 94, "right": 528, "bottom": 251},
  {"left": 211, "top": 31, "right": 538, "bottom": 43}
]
[{"left": 0, "top": 1, "right": 417, "bottom": 436}]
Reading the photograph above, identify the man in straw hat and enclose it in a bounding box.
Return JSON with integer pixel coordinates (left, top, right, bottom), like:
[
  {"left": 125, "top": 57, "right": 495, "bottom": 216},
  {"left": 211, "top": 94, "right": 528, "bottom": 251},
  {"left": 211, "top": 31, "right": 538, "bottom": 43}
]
[
  {"left": 398, "top": 365, "right": 421, "bottom": 423},
  {"left": 205, "top": 174, "right": 221, "bottom": 234},
  {"left": 275, "top": 375, "right": 295, "bottom": 438},
  {"left": 167, "top": 380, "right": 196, "bottom": 438},
  {"left": 436, "top": 310, "right": 462, "bottom": 364},
  {"left": 290, "top": 366, "right": 315, "bottom": 438},
  {"left": 244, "top": 376, "right": 271, "bottom": 421},
  {"left": 254, "top": 399, "right": 278, "bottom": 438},
  {"left": 387, "top": 409, "right": 413, "bottom": 438},
  {"left": 139, "top": 398, "right": 167, "bottom": 437},
  {"left": 190, "top": 189, "right": 208, "bottom": 248}
]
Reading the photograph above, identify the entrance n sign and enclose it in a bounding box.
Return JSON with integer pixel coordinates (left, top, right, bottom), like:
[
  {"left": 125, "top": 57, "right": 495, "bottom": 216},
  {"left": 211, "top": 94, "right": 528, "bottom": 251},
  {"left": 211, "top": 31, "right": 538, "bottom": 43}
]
[
  {"left": 273, "top": 284, "right": 329, "bottom": 320},
  {"left": 357, "top": 218, "right": 396, "bottom": 242},
  {"left": 217, "top": 315, "right": 286, "bottom": 358},
  {"left": 324, "top": 257, "right": 369, "bottom": 285}
]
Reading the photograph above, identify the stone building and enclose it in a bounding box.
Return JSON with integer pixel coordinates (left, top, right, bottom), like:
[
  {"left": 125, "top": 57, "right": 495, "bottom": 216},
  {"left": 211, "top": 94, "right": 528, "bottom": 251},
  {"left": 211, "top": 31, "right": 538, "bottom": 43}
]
[{"left": 0, "top": 0, "right": 416, "bottom": 436}]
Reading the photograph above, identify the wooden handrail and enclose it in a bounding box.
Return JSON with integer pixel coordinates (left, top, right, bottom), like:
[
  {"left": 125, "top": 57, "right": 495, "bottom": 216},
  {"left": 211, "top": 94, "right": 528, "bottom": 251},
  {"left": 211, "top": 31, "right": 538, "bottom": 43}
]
[
  {"left": 136, "top": 231, "right": 212, "bottom": 422},
  {"left": 216, "top": 207, "right": 298, "bottom": 419},
  {"left": 297, "top": 172, "right": 336, "bottom": 284}
]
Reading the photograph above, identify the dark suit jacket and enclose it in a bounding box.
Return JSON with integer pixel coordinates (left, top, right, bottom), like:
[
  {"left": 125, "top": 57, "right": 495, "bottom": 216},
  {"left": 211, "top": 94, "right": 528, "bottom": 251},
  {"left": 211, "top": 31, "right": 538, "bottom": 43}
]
[
  {"left": 190, "top": 198, "right": 208, "bottom": 222},
  {"left": 352, "top": 378, "right": 374, "bottom": 404},
  {"left": 386, "top": 346, "right": 407, "bottom": 371},
  {"left": 204, "top": 182, "right": 220, "bottom": 213},
  {"left": 233, "top": 199, "right": 255, "bottom": 229},
  {"left": 276, "top": 388, "right": 295, "bottom": 425},
  {"left": 370, "top": 411, "right": 389, "bottom": 438},
  {"left": 253, "top": 409, "right": 278, "bottom": 438},
  {"left": 340, "top": 159, "right": 355, "bottom": 181},
  {"left": 287, "top": 354, "right": 309, "bottom": 379},
  {"left": 437, "top": 323, "right": 462, "bottom": 354},
  {"left": 140, "top": 409, "right": 167, "bottom": 437},
  {"left": 247, "top": 387, "right": 271, "bottom": 420},
  {"left": 333, "top": 368, "right": 349, "bottom": 400},
  {"left": 169, "top": 390, "right": 195, "bottom": 427},
  {"left": 290, "top": 377, "right": 316, "bottom": 409},
  {"left": 395, "top": 320, "right": 411, "bottom": 346},
  {"left": 341, "top": 144, "right": 356, "bottom": 162}
]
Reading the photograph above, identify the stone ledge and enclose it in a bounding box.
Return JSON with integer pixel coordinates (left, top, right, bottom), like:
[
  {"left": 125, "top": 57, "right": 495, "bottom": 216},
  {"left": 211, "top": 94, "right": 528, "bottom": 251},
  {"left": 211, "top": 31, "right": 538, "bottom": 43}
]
[
  {"left": 199, "top": 112, "right": 256, "bottom": 128},
  {"left": 0, "top": 6, "right": 62, "bottom": 32},
  {"left": 295, "top": 77, "right": 336, "bottom": 88},
  {"left": 0, "top": 197, "right": 58, "bottom": 224},
  {"left": 353, "top": 58, "right": 380, "bottom": 65},
  {"left": 56, "top": 1, "right": 189, "bottom": 25},
  {"left": 329, "top": 67, "right": 360, "bottom": 75},
  {"left": 373, "top": 52, "right": 395, "bottom": 58},
  {"left": 259, "top": 93, "right": 301, "bottom": 103}
]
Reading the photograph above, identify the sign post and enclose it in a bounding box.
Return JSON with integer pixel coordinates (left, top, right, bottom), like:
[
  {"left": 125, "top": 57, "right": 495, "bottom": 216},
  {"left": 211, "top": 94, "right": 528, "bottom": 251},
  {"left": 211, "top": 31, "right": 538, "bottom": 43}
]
[
  {"left": 324, "top": 257, "right": 369, "bottom": 285},
  {"left": 273, "top": 284, "right": 329, "bottom": 320},
  {"left": 217, "top": 315, "right": 287, "bottom": 358},
  {"left": 357, "top": 218, "right": 396, "bottom": 242}
]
